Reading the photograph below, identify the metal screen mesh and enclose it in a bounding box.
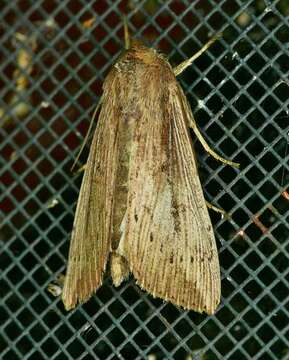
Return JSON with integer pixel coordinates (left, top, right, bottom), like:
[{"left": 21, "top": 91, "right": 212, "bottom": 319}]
[{"left": 1, "top": 1, "right": 288, "bottom": 359}]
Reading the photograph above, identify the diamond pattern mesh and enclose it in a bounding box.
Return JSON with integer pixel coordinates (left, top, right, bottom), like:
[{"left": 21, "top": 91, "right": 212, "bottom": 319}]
[{"left": 0, "top": 1, "right": 288, "bottom": 359}]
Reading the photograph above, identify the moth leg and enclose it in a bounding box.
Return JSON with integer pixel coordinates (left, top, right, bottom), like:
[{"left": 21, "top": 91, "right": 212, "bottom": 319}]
[
  {"left": 174, "top": 35, "right": 240, "bottom": 168},
  {"left": 70, "top": 97, "right": 102, "bottom": 172},
  {"left": 56, "top": 274, "right": 65, "bottom": 285},
  {"left": 47, "top": 274, "right": 65, "bottom": 297},
  {"left": 74, "top": 163, "right": 86, "bottom": 175},
  {"left": 173, "top": 33, "right": 221, "bottom": 76},
  {"left": 189, "top": 116, "right": 240, "bottom": 168},
  {"left": 123, "top": 16, "right": 130, "bottom": 50},
  {"left": 205, "top": 201, "right": 227, "bottom": 217}
]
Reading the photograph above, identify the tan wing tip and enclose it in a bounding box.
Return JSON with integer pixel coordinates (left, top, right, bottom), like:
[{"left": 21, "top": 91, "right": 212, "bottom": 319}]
[
  {"left": 170, "top": 295, "right": 220, "bottom": 315},
  {"left": 178, "top": 295, "right": 220, "bottom": 315},
  {"left": 62, "top": 289, "right": 77, "bottom": 311},
  {"left": 62, "top": 297, "right": 75, "bottom": 311},
  {"left": 62, "top": 278, "right": 102, "bottom": 311},
  {"left": 135, "top": 278, "right": 220, "bottom": 315}
]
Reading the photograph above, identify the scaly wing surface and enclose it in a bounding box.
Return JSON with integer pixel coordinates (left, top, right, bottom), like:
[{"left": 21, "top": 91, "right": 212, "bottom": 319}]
[
  {"left": 120, "top": 82, "right": 221, "bottom": 314},
  {"left": 62, "top": 74, "right": 120, "bottom": 310}
]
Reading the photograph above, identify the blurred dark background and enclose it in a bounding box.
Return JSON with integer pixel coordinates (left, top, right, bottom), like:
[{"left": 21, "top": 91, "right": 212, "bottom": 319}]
[{"left": 0, "top": 1, "right": 288, "bottom": 359}]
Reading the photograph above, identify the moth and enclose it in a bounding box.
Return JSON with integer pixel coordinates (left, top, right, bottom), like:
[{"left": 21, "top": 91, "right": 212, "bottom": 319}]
[{"left": 62, "top": 36, "right": 239, "bottom": 314}]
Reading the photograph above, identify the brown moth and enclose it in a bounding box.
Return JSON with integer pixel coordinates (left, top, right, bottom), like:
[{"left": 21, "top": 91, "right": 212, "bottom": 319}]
[{"left": 62, "top": 39, "right": 238, "bottom": 314}]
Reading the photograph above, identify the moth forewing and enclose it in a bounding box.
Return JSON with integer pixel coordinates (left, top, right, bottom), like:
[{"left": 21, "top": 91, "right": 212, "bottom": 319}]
[
  {"left": 117, "top": 70, "right": 221, "bottom": 314},
  {"left": 62, "top": 81, "right": 122, "bottom": 310},
  {"left": 63, "top": 43, "right": 222, "bottom": 314}
]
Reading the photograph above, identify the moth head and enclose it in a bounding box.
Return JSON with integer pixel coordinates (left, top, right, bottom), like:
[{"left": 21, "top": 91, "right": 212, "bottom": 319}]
[
  {"left": 130, "top": 38, "right": 146, "bottom": 49},
  {"left": 126, "top": 39, "right": 160, "bottom": 66}
]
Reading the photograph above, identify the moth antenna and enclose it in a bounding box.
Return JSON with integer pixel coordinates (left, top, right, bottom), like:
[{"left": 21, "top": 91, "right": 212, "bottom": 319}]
[
  {"left": 173, "top": 33, "right": 222, "bottom": 76},
  {"left": 123, "top": 16, "right": 130, "bottom": 50},
  {"left": 70, "top": 97, "right": 102, "bottom": 172}
]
